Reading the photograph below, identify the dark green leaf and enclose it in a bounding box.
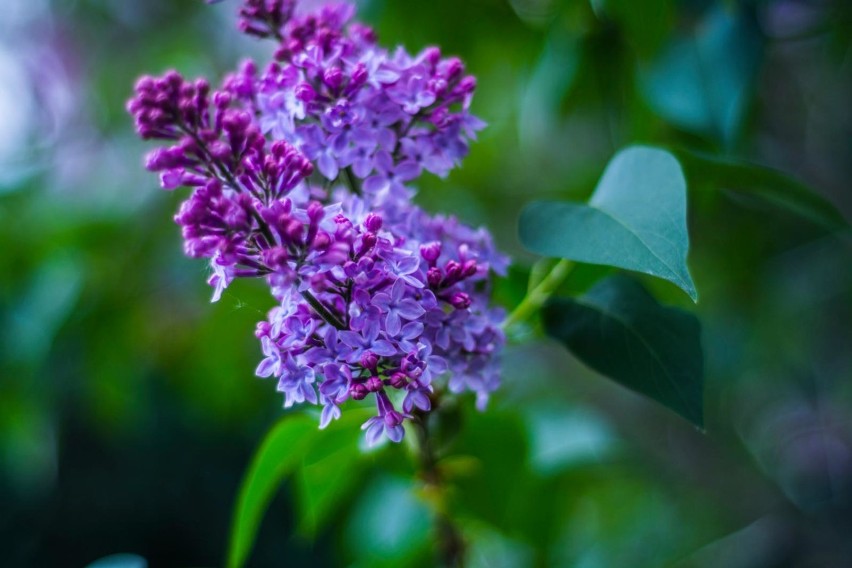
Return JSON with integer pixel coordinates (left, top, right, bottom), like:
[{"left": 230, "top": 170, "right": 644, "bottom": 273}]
[
  {"left": 520, "top": 146, "right": 697, "bottom": 301},
  {"left": 674, "top": 148, "right": 848, "bottom": 232},
  {"left": 542, "top": 275, "right": 704, "bottom": 427},
  {"left": 638, "top": 5, "right": 762, "bottom": 145},
  {"left": 227, "top": 415, "right": 318, "bottom": 568}
]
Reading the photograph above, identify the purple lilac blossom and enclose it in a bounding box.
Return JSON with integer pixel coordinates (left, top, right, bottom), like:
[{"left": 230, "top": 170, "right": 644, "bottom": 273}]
[{"left": 128, "top": 0, "right": 506, "bottom": 445}]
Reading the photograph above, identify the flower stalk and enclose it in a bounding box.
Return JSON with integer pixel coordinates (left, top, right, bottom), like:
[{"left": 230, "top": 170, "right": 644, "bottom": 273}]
[
  {"left": 411, "top": 404, "right": 466, "bottom": 568},
  {"left": 503, "top": 259, "right": 574, "bottom": 331}
]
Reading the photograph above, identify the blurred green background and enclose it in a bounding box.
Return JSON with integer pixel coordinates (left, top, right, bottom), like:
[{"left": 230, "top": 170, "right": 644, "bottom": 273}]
[{"left": 1, "top": 0, "right": 851, "bottom": 566}]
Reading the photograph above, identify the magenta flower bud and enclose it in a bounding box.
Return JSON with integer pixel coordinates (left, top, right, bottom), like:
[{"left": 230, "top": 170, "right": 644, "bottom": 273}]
[
  {"left": 456, "top": 75, "right": 477, "bottom": 95},
  {"left": 364, "top": 213, "right": 383, "bottom": 232},
  {"left": 194, "top": 78, "right": 210, "bottom": 95},
  {"left": 213, "top": 91, "right": 232, "bottom": 108},
  {"left": 255, "top": 321, "right": 271, "bottom": 338},
  {"left": 444, "top": 260, "right": 461, "bottom": 282},
  {"left": 423, "top": 46, "right": 441, "bottom": 66},
  {"left": 261, "top": 246, "right": 288, "bottom": 269},
  {"left": 208, "top": 140, "right": 232, "bottom": 160},
  {"left": 356, "top": 233, "right": 377, "bottom": 258},
  {"left": 223, "top": 109, "right": 252, "bottom": 132},
  {"left": 295, "top": 82, "right": 316, "bottom": 102},
  {"left": 307, "top": 201, "right": 325, "bottom": 222},
  {"left": 389, "top": 372, "right": 407, "bottom": 389},
  {"left": 312, "top": 232, "right": 331, "bottom": 249},
  {"left": 350, "top": 383, "right": 369, "bottom": 400},
  {"left": 429, "top": 78, "right": 448, "bottom": 97},
  {"left": 442, "top": 57, "right": 464, "bottom": 81},
  {"left": 164, "top": 70, "right": 182, "bottom": 87},
  {"left": 135, "top": 75, "right": 155, "bottom": 91},
  {"left": 360, "top": 351, "right": 378, "bottom": 370},
  {"left": 348, "top": 63, "right": 368, "bottom": 92},
  {"left": 365, "top": 376, "right": 383, "bottom": 392},
  {"left": 284, "top": 218, "right": 304, "bottom": 243},
  {"left": 427, "top": 267, "right": 443, "bottom": 288},
  {"left": 322, "top": 67, "right": 344, "bottom": 92},
  {"left": 420, "top": 241, "right": 441, "bottom": 264},
  {"left": 463, "top": 259, "right": 478, "bottom": 277},
  {"left": 450, "top": 292, "right": 471, "bottom": 310}
]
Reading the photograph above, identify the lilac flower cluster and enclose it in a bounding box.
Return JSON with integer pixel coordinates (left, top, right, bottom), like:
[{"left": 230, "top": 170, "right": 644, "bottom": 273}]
[{"left": 129, "top": 0, "right": 506, "bottom": 445}]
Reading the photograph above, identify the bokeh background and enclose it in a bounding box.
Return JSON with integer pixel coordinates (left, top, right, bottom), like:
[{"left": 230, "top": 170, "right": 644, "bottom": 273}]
[{"left": 1, "top": 0, "right": 851, "bottom": 566}]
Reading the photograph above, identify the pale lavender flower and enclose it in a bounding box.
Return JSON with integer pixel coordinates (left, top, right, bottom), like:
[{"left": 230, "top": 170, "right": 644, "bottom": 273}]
[{"left": 372, "top": 279, "right": 426, "bottom": 336}]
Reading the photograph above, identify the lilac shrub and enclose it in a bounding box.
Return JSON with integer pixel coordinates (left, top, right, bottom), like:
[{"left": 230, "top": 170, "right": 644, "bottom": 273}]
[{"left": 128, "top": 0, "right": 507, "bottom": 445}]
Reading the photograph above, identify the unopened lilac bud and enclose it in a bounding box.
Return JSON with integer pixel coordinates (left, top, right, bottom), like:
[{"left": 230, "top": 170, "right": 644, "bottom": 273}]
[
  {"left": 262, "top": 246, "right": 288, "bottom": 269},
  {"left": 356, "top": 233, "right": 377, "bottom": 258},
  {"left": 312, "top": 231, "right": 331, "bottom": 249},
  {"left": 450, "top": 292, "right": 471, "bottom": 309},
  {"left": 388, "top": 372, "right": 407, "bottom": 389},
  {"left": 423, "top": 46, "right": 441, "bottom": 66},
  {"left": 350, "top": 383, "right": 369, "bottom": 400},
  {"left": 364, "top": 213, "right": 383, "bottom": 232},
  {"left": 427, "top": 267, "right": 443, "bottom": 288},
  {"left": 420, "top": 241, "right": 441, "bottom": 264},
  {"left": 208, "top": 140, "right": 232, "bottom": 160},
  {"left": 213, "top": 91, "right": 232, "bottom": 108},
  {"left": 445, "top": 260, "right": 461, "bottom": 282},
  {"left": 365, "top": 376, "right": 383, "bottom": 392},
  {"left": 429, "top": 78, "right": 448, "bottom": 97},
  {"left": 322, "top": 67, "right": 344, "bottom": 92},
  {"left": 284, "top": 218, "right": 304, "bottom": 243},
  {"left": 456, "top": 75, "right": 477, "bottom": 95},
  {"left": 462, "top": 259, "right": 478, "bottom": 277},
  {"left": 307, "top": 201, "right": 325, "bottom": 222},
  {"left": 194, "top": 78, "right": 210, "bottom": 95},
  {"left": 295, "top": 82, "right": 316, "bottom": 102},
  {"left": 255, "top": 321, "right": 271, "bottom": 338},
  {"left": 348, "top": 63, "right": 368, "bottom": 91},
  {"left": 443, "top": 57, "right": 464, "bottom": 81},
  {"left": 223, "top": 109, "right": 252, "bottom": 132},
  {"left": 360, "top": 351, "right": 379, "bottom": 370}
]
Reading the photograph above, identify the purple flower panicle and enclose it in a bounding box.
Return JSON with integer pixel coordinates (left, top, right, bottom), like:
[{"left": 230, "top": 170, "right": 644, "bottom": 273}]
[{"left": 129, "top": 0, "right": 505, "bottom": 445}]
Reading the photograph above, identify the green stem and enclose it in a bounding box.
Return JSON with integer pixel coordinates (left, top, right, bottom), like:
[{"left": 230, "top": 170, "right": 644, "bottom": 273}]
[
  {"left": 503, "top": 259, "right": 574, "bottom": 330},
  {"left": 411, "top": 409, "right": 466, "bottom": 568}
]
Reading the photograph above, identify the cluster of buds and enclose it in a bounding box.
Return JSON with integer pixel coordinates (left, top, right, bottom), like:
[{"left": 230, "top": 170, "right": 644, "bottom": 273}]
[{"left": 129, "top": 0, "right": 506, "bottom": 444}]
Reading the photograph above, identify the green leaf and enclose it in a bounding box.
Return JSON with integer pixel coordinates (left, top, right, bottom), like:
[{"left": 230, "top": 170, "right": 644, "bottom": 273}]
[
  {"left": 295, "top": 409, "right": 373, "bottom": 535},
  {"left": 227, "top": 414, "right": 318, "bottom": 568},
  {"left": 519, "top": 146, "right": 697, "bottom": 301},
  {"left": 542, "top": 275, "right": 704, "bottom": 427},
  {"left": 638, "top": 5, "right": 762, "bottom": 146},
  {"left": 674, "top": 149, "right": 848, "bottom": 232}
]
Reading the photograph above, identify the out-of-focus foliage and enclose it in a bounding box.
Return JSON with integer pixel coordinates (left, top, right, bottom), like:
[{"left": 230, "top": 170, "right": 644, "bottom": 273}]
[
  {"left": 1, "top": 0, "right": 851, "bottom": 567},
  {"left": 543, "top": 275, "right": 705, "bottom": 426}
]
